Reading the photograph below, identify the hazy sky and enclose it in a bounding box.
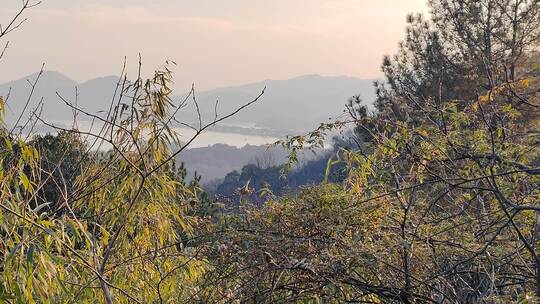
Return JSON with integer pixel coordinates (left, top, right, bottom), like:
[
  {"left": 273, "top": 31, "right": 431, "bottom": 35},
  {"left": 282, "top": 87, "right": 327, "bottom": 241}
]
[{"left": 1, "top": 0, "right": 428, "bottom": 90}]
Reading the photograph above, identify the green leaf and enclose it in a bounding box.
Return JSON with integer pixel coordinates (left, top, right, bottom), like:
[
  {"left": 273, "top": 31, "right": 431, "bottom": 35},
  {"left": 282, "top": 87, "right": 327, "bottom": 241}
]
[{"left": 19, "top": 171, "right": 32, "bottom": 192}]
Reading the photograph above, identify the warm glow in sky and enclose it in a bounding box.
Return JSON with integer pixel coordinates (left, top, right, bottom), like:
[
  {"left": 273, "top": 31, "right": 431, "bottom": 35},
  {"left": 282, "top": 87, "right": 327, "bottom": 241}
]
[{"left": 1, "top": 0, "right": 428, "bottom": 90}]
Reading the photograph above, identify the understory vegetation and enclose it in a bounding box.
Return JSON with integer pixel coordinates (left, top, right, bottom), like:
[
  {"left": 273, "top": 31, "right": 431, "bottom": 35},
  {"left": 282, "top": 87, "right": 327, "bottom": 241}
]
[{"left": 1, "top": 0, "right": 540, "bottom": 303}]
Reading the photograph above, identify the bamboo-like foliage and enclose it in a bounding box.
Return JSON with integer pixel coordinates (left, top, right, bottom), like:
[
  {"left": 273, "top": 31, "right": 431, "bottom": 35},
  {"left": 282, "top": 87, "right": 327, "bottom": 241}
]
[
  {"left": 0, "top": 69, "right": 200, "bottom": 303},
  {"left": 0, "top": 3, "right": 264, "bottom": 300},
  {"left": 0, "top": 63, "right": 264, "bottom": 303}
]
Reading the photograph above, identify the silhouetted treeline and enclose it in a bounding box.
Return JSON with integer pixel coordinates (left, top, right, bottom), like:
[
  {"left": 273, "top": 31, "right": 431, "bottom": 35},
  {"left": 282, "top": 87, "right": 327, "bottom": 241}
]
[{"left": 212, "top": 138, "right": 353, "bottom": 202}]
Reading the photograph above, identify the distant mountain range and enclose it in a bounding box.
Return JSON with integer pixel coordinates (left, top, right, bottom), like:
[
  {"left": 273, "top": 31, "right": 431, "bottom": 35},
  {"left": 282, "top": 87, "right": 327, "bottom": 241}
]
[
  {"left": 0, "top": 71, "right": 376, "bottom": 135},
  {"left": 0, "top": 71, "right": 120, "bottom": 126},
  {"left": 176, "top": 74, "right": 376, "bottom": 133},
  {"left": 0, "top": 72, "right": 363, "bottom": 182}
]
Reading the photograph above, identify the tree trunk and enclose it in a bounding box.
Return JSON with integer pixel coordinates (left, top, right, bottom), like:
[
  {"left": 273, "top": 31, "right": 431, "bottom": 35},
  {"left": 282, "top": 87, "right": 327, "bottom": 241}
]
[{"left": 99, "top": 273, "right": 114, "bottom": 304}]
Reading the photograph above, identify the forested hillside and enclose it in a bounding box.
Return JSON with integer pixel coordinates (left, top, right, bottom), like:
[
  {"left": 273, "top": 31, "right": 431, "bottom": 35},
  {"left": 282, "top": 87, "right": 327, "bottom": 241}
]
[
  {"left": 211, "top": 138, "right": 351, "bottom": 201},
  {"left": 0, "top": 0, "right": 539, "bottom": 303}
]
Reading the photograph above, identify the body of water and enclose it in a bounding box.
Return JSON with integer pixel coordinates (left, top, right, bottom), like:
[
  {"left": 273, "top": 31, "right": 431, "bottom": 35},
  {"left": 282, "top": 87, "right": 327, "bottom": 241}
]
[
  {"left": 176, "top": 128, "right": 279, "bottom": 148},
  {"left": 31, "top": 120, "right": 280, "bottom": 149}
]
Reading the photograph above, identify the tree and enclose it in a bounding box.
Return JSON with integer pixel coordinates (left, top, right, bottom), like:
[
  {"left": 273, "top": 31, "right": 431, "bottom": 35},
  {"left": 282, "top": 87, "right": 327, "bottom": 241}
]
[
  {"left": 377, "top": 0, "right": 540, "bottom": 116},
  {"left": 28, "top": 131, "right": 88, "bottom": 215}
]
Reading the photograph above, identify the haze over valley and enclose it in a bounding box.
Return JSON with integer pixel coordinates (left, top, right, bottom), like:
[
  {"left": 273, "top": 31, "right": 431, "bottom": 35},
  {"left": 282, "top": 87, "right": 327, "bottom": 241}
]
[{"left": 1, "top": 70, "right": 370, "bottom": 183}]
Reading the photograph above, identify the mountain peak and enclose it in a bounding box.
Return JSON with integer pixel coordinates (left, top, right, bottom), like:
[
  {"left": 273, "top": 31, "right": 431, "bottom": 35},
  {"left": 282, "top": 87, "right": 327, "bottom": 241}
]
[
  {"left": 291, "top": 74, "right": 323, "bottom": 79},
  {"left": 1, "top": 70, "right": 77, "bottom": 88},
  {"left": 80, "top": 75, "right": 120, "bottom": 86}
]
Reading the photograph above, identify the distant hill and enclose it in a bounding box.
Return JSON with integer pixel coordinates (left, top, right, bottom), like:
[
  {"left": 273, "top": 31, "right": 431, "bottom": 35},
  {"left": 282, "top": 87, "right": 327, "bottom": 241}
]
[
  {"left": 177, "top": 74, "right": 376, "bottom": 133},
  {"left": 0, "top": 71, "right": 120, "bottom": 127},
  {"left": 177, "top": 143, "right": 290, "bottom": 183},
  {"left": 0, "top": 72, "right": 376, "bottom": 135},
  {"left": 210, "top": 146, "right": 349, "bottom": 203}
]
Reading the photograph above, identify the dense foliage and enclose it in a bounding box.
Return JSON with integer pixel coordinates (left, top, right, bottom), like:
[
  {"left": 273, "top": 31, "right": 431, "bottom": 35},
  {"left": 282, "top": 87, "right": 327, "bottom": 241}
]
[
  {"left": 199, "top": 0, "right": 540, "bottom": 302},
  {"left": 202, "top": 79, "right": 540, "bottom": 302}
]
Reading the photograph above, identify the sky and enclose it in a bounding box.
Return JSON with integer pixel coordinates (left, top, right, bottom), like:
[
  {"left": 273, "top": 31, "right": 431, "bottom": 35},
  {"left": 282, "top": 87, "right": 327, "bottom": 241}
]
[{"left": 0, "top": 0, "right": 428, "bottom": 90}]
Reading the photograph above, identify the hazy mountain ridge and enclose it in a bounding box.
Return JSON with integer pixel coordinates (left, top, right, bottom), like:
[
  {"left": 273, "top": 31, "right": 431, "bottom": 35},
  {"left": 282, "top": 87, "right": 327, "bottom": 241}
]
[
  {"left": 0, "top": 72, "right": 372, "bottom": 182},
  {"left": 0, "top": 71, "right": 376, "bottom": 134},
  {"left": 180, "top": 74, "right": 376, "bottom": 132},
  {"left": 0, "top": 71, "right": 121, "bottom": 125}
]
